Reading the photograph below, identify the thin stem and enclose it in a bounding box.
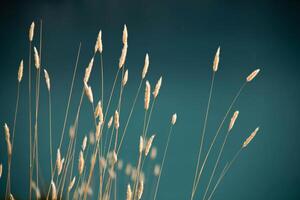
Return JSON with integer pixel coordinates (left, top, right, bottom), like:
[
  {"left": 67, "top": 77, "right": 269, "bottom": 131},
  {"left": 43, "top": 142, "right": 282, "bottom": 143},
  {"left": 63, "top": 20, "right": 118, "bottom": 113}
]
[
  {"left": 12, "top": 83, "right": 20, "bottom": 149},
  {"left": 48, "top": 90, "right": 53, "bottom": 176},
  {"left": 28, "top": 40, "right": 33, "bottom": 200},
  {"left": 191, "top": 72, "right": 215, "bottom": 197},
  {"left": 153, "top": 124, "right": 174, "bottom": 200},
  {"left": 192, "top": 82, "right": 247, "bottom": 197}
]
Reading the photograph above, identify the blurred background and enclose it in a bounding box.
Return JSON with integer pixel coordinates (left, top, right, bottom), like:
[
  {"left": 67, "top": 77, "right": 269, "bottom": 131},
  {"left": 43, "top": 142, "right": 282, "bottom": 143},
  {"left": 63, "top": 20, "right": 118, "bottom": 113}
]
[{"left": 0, "top": 0, "right": 299, "bottom": 199}]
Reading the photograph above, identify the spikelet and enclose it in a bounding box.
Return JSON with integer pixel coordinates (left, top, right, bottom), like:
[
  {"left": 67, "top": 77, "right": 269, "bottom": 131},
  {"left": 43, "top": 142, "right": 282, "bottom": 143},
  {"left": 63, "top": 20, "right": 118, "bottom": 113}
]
[
  {"left": 142, "top": 54, "right": 149, "bottom": 79},
  {"left": 108, "top": 116, "right": 113, "bottom": 128},
  {"left": 29, "top": 21, "right": 35, "bottom": 42},
  {"left": 44, "top": 69, "right": 51, "bottom": 91},
  {"left": 51, "top": 181, "right": 57, "bottom": 200},
  {"left": 171, "top": 113, "right": 177, "bottom": 125},
  {"left": 78, "top": 151, "right": 84, "bottom": 175},
  {"left": 122, "top": 69, "right": 129, "bottom": 86},
  {"left": 246, "top": 69, "right": 260, "bottom": 82},
  {"left": 242, "top": 127, "right": 260, "bottom": 148},
  {"left": 213, "top": 47, "right": 220, "bottom": 72},
  {"left": 31, "top": 181, "right": 41, "bottom": 199},
  {"left": 89, "top": 132, "right": 95, "bottom": 145},
  {"left": 0, "top": 163, "right": 2, "bottom": 178},
  {"left": 139, "top": 136, "right": 144, "bottom": 154},
  {"left": 145, "top": 135, "right": 155, "bottom": 156},
  {"left": 68, "top": 176, "right": 76, "bottom": 192},
  {"left": 58, "top": 158, "right": 65, "bottom": 175},
  {"left": 4, "top": 123, "right": 12, "bottom": 156},
  {"left": 117, "top": 160, "right": 123, "bottom": 170},
  {"left": 119, "top": 43, "right": 128, "bottom": 69},
  {"left": 95, "top": 121, "right": 101, "bottom": 142},
  {"left": 150, "top": 146, "right": 157, "bottom": 160},
  {"left": 112, "top": 151, "right": 118, "bottom": 164},
  {"left": 9, "top": 194, "right": 15, "bottom": 200},
  {"left": 114, "top": 110, "right": 120, "bottom": 129},
  {"left": 56, "top": 149, "right": 61, "bottom": 170},
  {"left": 99, "top": 157, "right": 107, "bottom": 170},
  {"left": 18, "top": 60, "right": 24, "bottom": 82},
  {"left": 69, "top": 125, "right": 75, "bottom": 140},
  {"left": 228, "top": 111, "right": 239, "bottom": 131},
  {"left": 154, "top": 164, "right": 160, "bottom": 176},
  {"left": 122, "top": 25, "right": 128, "bottom": 45},
  {"left": 94, "top": 30, "right": 103, "bottom": 53},
  {"left": 94, "top": 101, "right": 103, "bottom": 124},
  {"left": 33, "top": 47, "right": 40, "bottom": 69},
  {"left": 144, "top": 81, "right": 151, "bottom": 110},
  {"left": 137, "top": 179, "right": 144, "bottom": 199},
  {"left": 84, "top": 82, "right": 94, "bottom": 104},
  {"left": 153, "top": 76, "right": 162, "bottom": 98},
  {"left": 127, "top": 184, "right": 132, "bottom": 200},
  {"left": 82, "top": 136, "right": 87, "bottom": 151},
  {"left": 83, "top": 58, "right": 94, "bottom": 83}
]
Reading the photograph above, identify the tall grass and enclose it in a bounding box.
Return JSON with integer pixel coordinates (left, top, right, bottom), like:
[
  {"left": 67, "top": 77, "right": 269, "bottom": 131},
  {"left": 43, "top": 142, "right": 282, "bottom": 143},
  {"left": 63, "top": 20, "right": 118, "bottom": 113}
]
[{"left": 0, "top": 21, "right": 262, "bottom": 200}]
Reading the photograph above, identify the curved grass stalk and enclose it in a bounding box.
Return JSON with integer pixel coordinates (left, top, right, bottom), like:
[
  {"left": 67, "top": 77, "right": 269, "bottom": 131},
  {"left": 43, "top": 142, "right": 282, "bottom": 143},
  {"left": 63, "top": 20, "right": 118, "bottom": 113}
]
[
  {"left": 192, "top": 82, "right": 247, "bottom": 197},
  {"left": 153, "top": 124, "right": 174, "bottom": 200},
  {"left": 191, "top": 72, "right": 215, "bottom": 198},
  {"left": 47, "top": 87, "right": 53, "bottom": 176},
  {"left": 28, "top": 38, "right": 33, "bottom": 200},
  {"left": 206, "top": 148, "right": 242, "bottom": 200}
]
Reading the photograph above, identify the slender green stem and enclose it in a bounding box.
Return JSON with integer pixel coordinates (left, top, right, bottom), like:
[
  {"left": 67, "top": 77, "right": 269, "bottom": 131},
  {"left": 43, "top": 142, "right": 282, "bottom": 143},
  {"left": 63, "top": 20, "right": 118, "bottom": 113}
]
[
  {"left": 28, "top": 40, "right": 33, "bottom": 200},
  {"left": 48, "top": 90, "right": 53, "bottom": 177}
]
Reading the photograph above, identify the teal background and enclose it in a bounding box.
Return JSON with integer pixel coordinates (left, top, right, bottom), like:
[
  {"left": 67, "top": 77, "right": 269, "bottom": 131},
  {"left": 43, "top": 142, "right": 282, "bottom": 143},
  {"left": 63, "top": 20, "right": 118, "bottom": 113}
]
[{"left": 0, "top": 0, "right": 299, "bottom": 199}]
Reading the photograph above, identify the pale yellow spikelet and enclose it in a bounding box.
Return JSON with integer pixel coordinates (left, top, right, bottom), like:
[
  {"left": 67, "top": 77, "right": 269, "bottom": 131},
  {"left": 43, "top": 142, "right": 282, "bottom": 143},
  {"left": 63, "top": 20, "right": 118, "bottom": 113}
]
[
  {"left": 171, "top": 113, "right": 177, "bottom": 125},
  {"left": 83, "top": 58, "right": 94, "bottom": 83},
  {"left": 82, "top": 136, "right": 87, "bottom": 151},
  {"left": 108, "top": 116, "right": 113, "bottom": 128},
  {"left": 246, "top": 69, "right": 260, "bottom": 82},
  {"left": 153, "top": 76, "right": 162, "bottom": 98},
  {"left": 228, "top": 111, "right": 239, "bottom": 131},
  {"left": 113, "top": 150, "right": 118, "bottom": 164},
  {"left": 18, "top": 60, "right": 24, "bottom": 82},
  {"left": 144, "top": 81, "right": 151, "bottom": 110},
  {"left": 51, "top": 181, "right": 57, "bottom": 200},
  {"left": 145, "top": 134, "right": 155, "bottom": 156},
  {"left": 33, "top": 47, "right": 40, "bottom": 69},
  {"left": 213, "top": 46, "right": 220, "bottom": 72},
  {"left": 99, "top": 157, "right": 107, "bottom": 170},
  {"left": 84, "top": 82, "right": 94, "bottom": 104},
  {"left": 94, "top": 30, "right": 103, "bottom": 53},
  {"left": 137, "top": 179, "right": 144, "bottom": 199},
  {"left": 89, "top": 132, "right": 95, "bottom": 145},
  {"left": 125, "top": 163, "right": 132, "bottom": 176},
  {"left": 4, "top": 123, "right": 10, "bottom": 140},
  {"left": 58, "top": 158, "right": 65, "bottom": 175},
  {"left": 0, "top": 163, "right": 2, "bottom": 178},
  {"left": 9, "top": 194, "right": 15, "bottom": 200},
  {"left": 29, "top": 21, "right": 35, "bottom": 42},
  {"left": 56, "top": 148, "right": 61, "bottom": 170},
  {"left": 69, "top": 125, "right": 75, "bottom": 140},
  {"left": 94, "top": 101, "right": 103, "bottom": 124},
  {"left": 142, "top": 53, "right": 149, "bottom": 79},
  {"left": 44, "top": 69, "right": 51, "bottom": 91},
  {"left": 109, "top": 168, "right": 116, "bottom": 179},
  {"left": 123, "top": 24, "right": 128, "bottom": 45},
  {"left": 117, "top": 160, "right": 123, "bottom": 170},
  {"left": 122, "top": 69, "right": 129, "bottom": 86},
  {"left": 150, "top": 146, "right": 157, "bottom": 160},
  {"left": 126, "top": 184, "right": 132, "bottom": 200},
  {"left": 78, "top": 150, "right": 85, "bottom": 175},
  {"left": 90, "top": 153, "right": 97, "bottom": 170},
  {"left": 68, "top": 176, "right": 76, "bottom": 192},
  {"left": 139, "top": 136, "right": 144, "bottom": 154},
  {"left": 4, "top": 123, "right": 12, "bottom": 156},
  {"left": 119, "top": 43, "right": 128, "bottom": 69},
  {"left": 242, "top": 127, "right": 260, "bottom": 148},
  {"left": 114, "top": 110, "right": 120, "bottom": 129},
  {"left": 95, "top": 121, "right": 101, "bottom": 141},
  {"left": 154, "top": 164, "right": 160, "bottom": 176}
]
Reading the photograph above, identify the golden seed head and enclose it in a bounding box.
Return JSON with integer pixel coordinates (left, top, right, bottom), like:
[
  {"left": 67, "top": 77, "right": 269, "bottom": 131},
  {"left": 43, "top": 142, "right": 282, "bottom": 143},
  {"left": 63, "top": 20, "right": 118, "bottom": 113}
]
[
  {"left": 246, "top": 69, "right": 260, "bottom": 82},
  {"left": 213, "top": 46, "right": 220, "bottom": 72},
  {"left": 56, "top": 149, "right": 61, "bottom": 169},
  {"left": 119, "top": 43, "right": 128, "bottom": 69},
  {"left": 122, "top": 69, "right": 129, "bottom": 86},
  {"left": 114, "top": 110, "right": 120, "bottom": 129},
  {"left": 153, "top": 76, "right": 162, "bottom": 98},
  {"left": 29, "top": 21, "right": 35, "bottom": 42},
  {"left": 108, "top": 116, "right": 113, "bottom": 128},
  {"left": 51, "top": 181, "right": 57, "bottom": 200},
  {"left": 94, "top": 101, "right": 103, "bottom": 124},
  {"left": 83, "top": 57, "right": 94, "bottom": 83},
  {"left": 68, "top": 176, "right": 76, "bottom": 192},
  {"left": 18, "top": 60, "right": 24, "bottom": 82},
  {"left": 33, "top": 47, "right": 40, "bottom": 69},
  {"left": 43, "top": 69, "right": 51, "bottom": 91},
  {"left": 150, "top": 146, "right": 157, "bottom": 160},
  {"left": 145, "top": 134, "right": 155, "bottom": 156},
  {"left": 82, "top": 136, "right": 87, "bottom": 151},
  {"left": 171, "top": 113, "right": 177, "bottom": 125},
  {"left": 228, "top": 111, "right": 239, "bottom": 131},
  {"left": 78, "top": 151, "right": 85, "bottom": 175},
  {"left": 127, "top": 184, "right": 132, "bottom": 200},
  {"left": 242, "top": 127, "right": 260, "bottom": 148},
  {"left": 94, "top": 30, "right": 103, "bottom": 53},
  {"left": 144, "top": 81, "right": 151, "bottom": 110},
  {"left": 142, "top": 53, "right": 149, "bottom": 79},
  {"left": 84, "top": 82, "right": 94, "bottom": 104},
  {"left": 137, "top": 179, "right": 144, "bottom": 199},
  {"left": 123, "top": 24, "right": 128, "bottom": 45},
  {"left": 0, "top": 164, "right": 2, "bottom": 178},
  {"left": 154, "top": 164, "right": 160, "bottom": 176},
  {"left": 139, "top": 136, "right": 144, "bottom": 154}
]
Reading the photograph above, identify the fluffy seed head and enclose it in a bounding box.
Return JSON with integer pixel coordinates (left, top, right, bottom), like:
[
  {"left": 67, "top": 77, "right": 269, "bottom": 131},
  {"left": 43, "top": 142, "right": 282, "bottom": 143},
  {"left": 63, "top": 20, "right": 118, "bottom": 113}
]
[
  {"left": 83, "top": 58, "right": 94, "bottom": 83},
  {"left": 114, "top": 110, "right": 119, "bottom": 129},
  {"left": 108, "top": 116, "right": 113, "bottom": 128},
  {"left": 229, "top": 111, "right": 239, "bottom": 131},
  {"left": 18, "top": 60, "right": 24, "bottom": 82},
  {"left": 171, "top": 113, "right": 177, "bottom": 125},
  {"left": 51, "top": 181, "right": 57, "bottom": 200},
  {"left": 144, "top": 81, "right": 151, "bottom": 110},
  {"left": 4, "top": 123, "right": 12, "bottom": 156},
  {"left": 242, "top": 127, "right": 260, "bottom": 148},
  {"left": 145, "top": 135, "right": 155, "bottom": 156},
  {"left": 44, "top": 69, "right": 51, "bottom": 91},
  {"left": 84, "top": 82, "right": 94, "bottom": 104},
  {"left": 119, "top": 44, "right": 128, "bottom": 69},
  {"left": 68, "top": 176, "right": 76, "bottom": 192},
  {"left": 142, "top": 54, "right": 149, "bottom": 79},
  {"left": 56, "top": 149, "right": 61, "bottom": 170},
  {"left": 78, "top": 151, "right": 85, "bottom": 175},
  {"left": 123, "top": 24, "right": 128, "bottom": 45},
  {"left": 122, "top": 69, "right": 129, "bottom": 86},
  {"left": 213, "top": 46, "right": 220, "bottom": 72},
  {"left": 153, "top": 76, "right": 162, "bottom": 98},
  {"left": 82, "top": 136, "right": 87, "bottom": 151},
  {"left": 127, "top": 184, "right": 132, "bottom": 200},
  {"left": 139, "top": 136, "right": 144, "bottom": 154},
  {"left": 137, "top": 179, "right": 144, "bottom": 199},
  {"left": 33, "top": 47, "right": 40, "bottom": 69},
  {"left": 246, "top": 69, "right": 260, "bottom": 82},
  {"left": 94, "top": 30, "right": 103, "bottom": 53},
  {"left": 29, "top": 21, "right": 35, "bottom": 41}
]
